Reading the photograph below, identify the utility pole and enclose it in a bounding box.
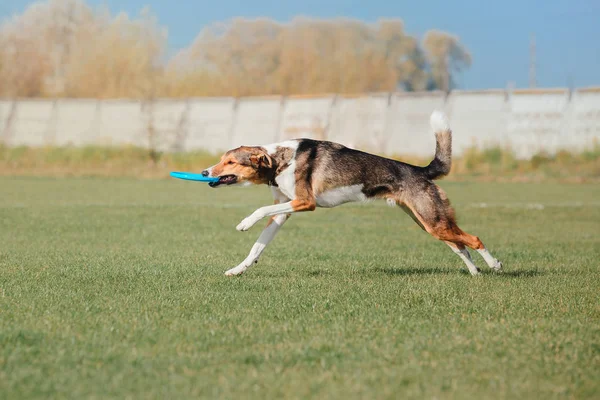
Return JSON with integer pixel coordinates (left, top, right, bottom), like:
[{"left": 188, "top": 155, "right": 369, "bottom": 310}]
[{"left": 529, "top": 33, "right": 536, "bottom": 88}]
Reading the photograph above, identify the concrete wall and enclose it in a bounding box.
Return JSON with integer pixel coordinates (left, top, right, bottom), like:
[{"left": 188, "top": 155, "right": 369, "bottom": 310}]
[{"left": 1, "top": 88, "right": 599, "bottom": 158}]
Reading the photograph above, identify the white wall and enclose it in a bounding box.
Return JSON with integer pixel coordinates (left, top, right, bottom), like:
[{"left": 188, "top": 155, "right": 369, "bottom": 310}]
[
  {"left": 329, "top": 94, "right": 390, "bottom": 153},
  {"left": 231, "top": 97, "right": 282, "bottom": 148},
  {"left": 185, "top": 98, "right": 236, "bottom": 153},
  {"left": 446, "top": 90, "right": 508, "bottom": 153},
  {"left": 278, "top": 96, "right": 335, "bottom": 142},
  {"left": 1, "top": 88, "right": 599, "bottom": 158},
  {"left": 507, "top": 90, "right": 571, "bottom": 158},
  {"left": 386, "top": 92, "right": 446, "bottom": 157}
]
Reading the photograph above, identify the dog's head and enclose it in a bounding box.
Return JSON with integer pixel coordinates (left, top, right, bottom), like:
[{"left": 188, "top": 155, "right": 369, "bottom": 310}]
[{"left": 202, "top": 146, "right": 274, "bottom": 188}]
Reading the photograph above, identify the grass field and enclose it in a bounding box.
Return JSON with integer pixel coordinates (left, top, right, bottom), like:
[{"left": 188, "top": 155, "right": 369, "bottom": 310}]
[{"left": 1, "top": 177, "right": 599, "bottom": 399}]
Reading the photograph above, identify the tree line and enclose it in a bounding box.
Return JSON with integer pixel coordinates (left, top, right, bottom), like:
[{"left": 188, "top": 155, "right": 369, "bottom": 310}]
[{"left": 0, "top": 0, "right": 472, "bottom": 98}]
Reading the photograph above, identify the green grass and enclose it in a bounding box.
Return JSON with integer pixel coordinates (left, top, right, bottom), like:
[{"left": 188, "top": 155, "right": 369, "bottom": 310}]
[{"left": 1, "top": 178, "right": 599, "bottom": 399}]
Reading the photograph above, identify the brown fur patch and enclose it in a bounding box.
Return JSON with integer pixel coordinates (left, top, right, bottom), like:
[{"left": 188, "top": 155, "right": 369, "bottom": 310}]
[
  {"left": 291, "top": 198, "right": 316, "bottom": 212},
  {"left": 270, "top": 146, "right": 295, "bottom": 176}
]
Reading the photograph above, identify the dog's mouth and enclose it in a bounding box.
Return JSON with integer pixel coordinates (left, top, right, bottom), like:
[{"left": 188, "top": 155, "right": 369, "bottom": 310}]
[{"left": 209, "top": 174, "right": 238, "bottom": 187}]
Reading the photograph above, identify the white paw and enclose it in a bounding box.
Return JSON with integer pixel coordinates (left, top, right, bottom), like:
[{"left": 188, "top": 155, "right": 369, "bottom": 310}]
[
  {"left": 236, "top": 216, "right": 258, "bottom": 231},
  {"left": 491, "top": 260, "right": 503, "bottom": 271},
  {"left": 225, "top": 265, "right": 247, "bottom": 276}
]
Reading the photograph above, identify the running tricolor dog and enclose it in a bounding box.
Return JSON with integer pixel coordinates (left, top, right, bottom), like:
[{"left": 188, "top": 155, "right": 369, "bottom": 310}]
[{"left": 202, "top": 111, "right": 503, "bottom": 276}]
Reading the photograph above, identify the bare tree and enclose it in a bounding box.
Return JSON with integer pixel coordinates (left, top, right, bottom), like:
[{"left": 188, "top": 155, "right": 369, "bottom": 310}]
[
  {"left": 0, "top": 0, "right": 165, "bottom": 98},
  {"left": 423, "top": 30, "right": 472, "bottom": 92},
  {"left": 0, "top": 33, "right": 49, "bottom": 97},
  {"left": 0, "top": 2, "right": 472, "bottom": 98},
  {"left": 170, "top": 18, "right": 470, "bottom": 96},
  {"left": 65, "top": 7, "right": 166, "bottom": 98}
]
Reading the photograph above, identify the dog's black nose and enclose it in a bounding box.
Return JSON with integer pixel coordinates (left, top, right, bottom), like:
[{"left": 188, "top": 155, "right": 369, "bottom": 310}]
[{"left": 201, "top": 170, "right": 209, "bottom": 177}]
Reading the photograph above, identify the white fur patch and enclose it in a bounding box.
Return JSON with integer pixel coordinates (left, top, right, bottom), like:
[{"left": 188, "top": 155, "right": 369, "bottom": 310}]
[
  {"left": 316, "top": 185, "right": 367, "bottom": 208},
  {"left": 262, "top": 140, "right": 299, "bottom": 154},
  {"left": 477, "top": 247, "right": 503, "bottom": 271},
  {"left": 275, "top": 160, "right": 297, "bottom": 200},
  {"left": 447, "top": 244, "right": 480, "bottom": 276},
  {"left": 430, "top": 110, "right": 450, "bottom": 133},
  {"left": 236, "top": 202, "right": 295, "bottom": 231},
  {"left": 264, "top": 141, "right": 299, "bottom": 200}
]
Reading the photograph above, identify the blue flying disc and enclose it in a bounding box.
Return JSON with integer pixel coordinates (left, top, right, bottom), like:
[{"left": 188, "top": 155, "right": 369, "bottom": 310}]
[{"left": 170, "top": 171, "right": 219, "bottom": 182}]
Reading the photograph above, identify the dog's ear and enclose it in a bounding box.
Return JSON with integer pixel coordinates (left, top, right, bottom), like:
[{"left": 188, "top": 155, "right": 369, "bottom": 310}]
[{"left": 249, "top": 151, "right": 273, "bottom": 169}]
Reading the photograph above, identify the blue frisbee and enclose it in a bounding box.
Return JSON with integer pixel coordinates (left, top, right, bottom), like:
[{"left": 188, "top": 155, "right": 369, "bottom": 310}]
[{"left": 170, "top": 171, "right": 219, "bottom": 183}]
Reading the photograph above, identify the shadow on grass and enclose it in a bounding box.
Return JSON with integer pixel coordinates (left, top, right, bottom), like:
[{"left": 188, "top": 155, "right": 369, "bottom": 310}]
[
  {"left": 307, "top": 270, "right": 331, "bottom": 277},
  {"left": 374, "top": 267, "right": 455, "bottom": 276},
  {"left": 375, "top": 267, "right": 543, "bottom": 278},
  {"left": 493, "top": 269, "right": 543, "bottom": 278},
  {"left": 306, "top": 267, "right": 457, "bottom": 277},
  {"left": 266, "top": 267, "right": 543, "bottom": 278}
]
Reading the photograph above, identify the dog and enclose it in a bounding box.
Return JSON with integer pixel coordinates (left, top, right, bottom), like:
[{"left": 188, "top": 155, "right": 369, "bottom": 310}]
[{"left": 202, "top": 111, "right": 502, "bottom": 276}]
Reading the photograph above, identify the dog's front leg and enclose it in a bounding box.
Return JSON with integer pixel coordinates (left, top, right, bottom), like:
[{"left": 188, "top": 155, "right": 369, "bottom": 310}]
[
  {"left": 225, "top": 213, "right": 290, "bottom": 276},
  {"left": 236, "top": 199, "right": 315, "bottom": 232}
]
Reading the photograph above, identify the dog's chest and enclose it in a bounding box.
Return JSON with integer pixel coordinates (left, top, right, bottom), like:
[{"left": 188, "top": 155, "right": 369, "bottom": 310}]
[
  {"left": 266, "top": 141, "right": 299, "bottom": 200},
  {"left": 315, "top": 185, "right": 367, "bottom": 208},
  {"left": 274, "top": 161, "right": 297, "bottom": 200}
]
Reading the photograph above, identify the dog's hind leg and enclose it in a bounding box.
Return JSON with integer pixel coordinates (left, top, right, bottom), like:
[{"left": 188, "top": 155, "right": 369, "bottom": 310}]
[
  {"left": 475, "top": 247, "right": 503, "bottom": 271},
  {"left": 438, "top": 208, "right": 502, "bottom": 271},
  {"left": 225, "top": 188, "right": 290, "bottom": 276},
  {"left": 398, "top": 184, "right": 502, "bottom": 275},
  {"left": 445, "top": 241, "right": 481, "bottom": 275},
  {"left": 401, "top": 203, "right": 481, "bottom": 275},
  {"left": 446, "top": 230, "right": 502, "bottom": 272},
  {"left": 452, "top": 235, "right": 502, "bottom": 271}
]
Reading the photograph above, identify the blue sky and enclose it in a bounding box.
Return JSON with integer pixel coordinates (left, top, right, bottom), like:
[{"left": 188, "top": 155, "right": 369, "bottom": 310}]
[{"left": 2, "top": 0, "right": 599, "bottom": 89}]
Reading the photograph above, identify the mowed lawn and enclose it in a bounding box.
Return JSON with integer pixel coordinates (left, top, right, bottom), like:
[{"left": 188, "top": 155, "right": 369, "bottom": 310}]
[{"left": 1, "top": 177, "right": 599, "bottom": 399}]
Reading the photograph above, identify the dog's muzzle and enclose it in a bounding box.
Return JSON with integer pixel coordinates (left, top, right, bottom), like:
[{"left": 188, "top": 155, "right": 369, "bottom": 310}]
[{"left": 208, "top": 175, "right": 238, "bottom": 187}]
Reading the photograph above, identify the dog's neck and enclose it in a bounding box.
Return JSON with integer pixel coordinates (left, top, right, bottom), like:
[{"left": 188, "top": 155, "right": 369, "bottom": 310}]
[
  {"left": 263, "top": 145, "right": 295, "bottom": 187},
  {"left": 263, "top": 166, "right": 278, "bottom": 187}
]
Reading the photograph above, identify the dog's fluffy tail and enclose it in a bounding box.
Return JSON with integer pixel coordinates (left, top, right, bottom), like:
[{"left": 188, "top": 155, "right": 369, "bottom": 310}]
[{"left": 423, "top": 111, "right": 452, "bottom": 180}]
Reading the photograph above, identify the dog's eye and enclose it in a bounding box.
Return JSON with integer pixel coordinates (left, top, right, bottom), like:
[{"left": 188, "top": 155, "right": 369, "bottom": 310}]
[{"left": 226, "top": 160, "right": 234, "bottom": 165}]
